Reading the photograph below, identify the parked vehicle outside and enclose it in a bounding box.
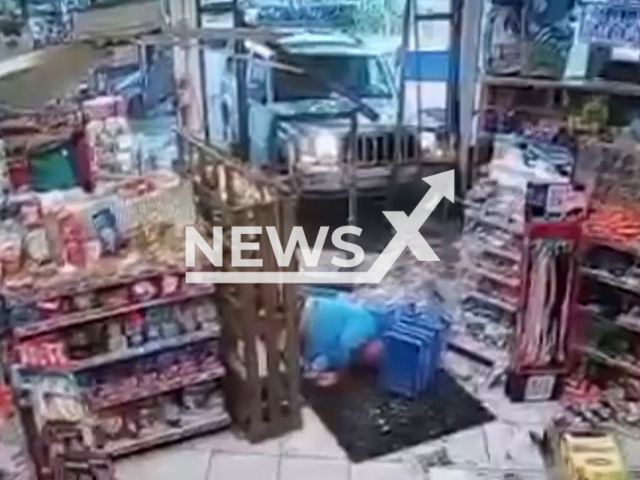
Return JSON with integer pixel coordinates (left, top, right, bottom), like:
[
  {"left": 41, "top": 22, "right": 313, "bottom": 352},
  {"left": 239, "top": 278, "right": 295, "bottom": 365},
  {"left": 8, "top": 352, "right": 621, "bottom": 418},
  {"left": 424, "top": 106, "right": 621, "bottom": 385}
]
[{"left": 220, "top": 30, "right": 434, "bottom": 198}]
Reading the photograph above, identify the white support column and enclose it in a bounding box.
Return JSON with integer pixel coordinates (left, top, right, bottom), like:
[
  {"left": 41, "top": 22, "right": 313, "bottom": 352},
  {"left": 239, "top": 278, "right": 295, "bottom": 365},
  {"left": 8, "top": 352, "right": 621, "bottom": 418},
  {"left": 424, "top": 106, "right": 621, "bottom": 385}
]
[
  {"left": 169, "top": 0, "right": 205, "bottom": 138},
  {"left": 457, "top": 0, "right": 483, "bottom": 191}
]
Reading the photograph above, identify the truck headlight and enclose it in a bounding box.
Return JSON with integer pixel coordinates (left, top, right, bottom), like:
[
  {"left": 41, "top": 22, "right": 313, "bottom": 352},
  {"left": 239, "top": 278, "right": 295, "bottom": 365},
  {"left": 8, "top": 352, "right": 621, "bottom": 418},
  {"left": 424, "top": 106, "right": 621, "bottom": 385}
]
[
  {"left": 419, "top": 131, "right": 436, "bottom": 151},
  {"left": 314, "top": 131, "right": 339, "bottom": 162},
  {"left": 298, "top": 131, "right": 340, "bottom": 164}
]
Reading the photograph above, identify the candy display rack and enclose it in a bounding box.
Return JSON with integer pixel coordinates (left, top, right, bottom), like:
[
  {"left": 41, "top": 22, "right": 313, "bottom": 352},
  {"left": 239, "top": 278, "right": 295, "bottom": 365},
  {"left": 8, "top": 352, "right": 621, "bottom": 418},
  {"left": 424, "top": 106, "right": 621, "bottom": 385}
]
[
  {"left": 182, "top": 130, "right": 303, "bottom": 443},
  {"left": 6, "top": 267, "right": 229, "bottom": 459},
  {"left": 0, "top": 169, "right": 231, "bottom": 461},
  {"left": 456, "top": 176, "right": 522, "bottom": 366}
]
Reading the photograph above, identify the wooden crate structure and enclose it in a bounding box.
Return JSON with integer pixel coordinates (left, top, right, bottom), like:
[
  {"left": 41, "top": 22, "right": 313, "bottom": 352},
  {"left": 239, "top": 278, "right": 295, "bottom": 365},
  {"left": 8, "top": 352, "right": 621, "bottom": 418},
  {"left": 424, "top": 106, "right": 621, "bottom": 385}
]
[{"left": 178, "top": 131, "right": 302, "bottom": 443}]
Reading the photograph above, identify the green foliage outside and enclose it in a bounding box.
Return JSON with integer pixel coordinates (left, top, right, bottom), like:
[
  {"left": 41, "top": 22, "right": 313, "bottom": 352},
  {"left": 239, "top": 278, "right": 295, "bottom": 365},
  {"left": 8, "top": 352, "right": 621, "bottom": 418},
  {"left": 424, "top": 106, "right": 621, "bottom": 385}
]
[{"left": 352, "top": 0, "right": 402, "bottom": 35}]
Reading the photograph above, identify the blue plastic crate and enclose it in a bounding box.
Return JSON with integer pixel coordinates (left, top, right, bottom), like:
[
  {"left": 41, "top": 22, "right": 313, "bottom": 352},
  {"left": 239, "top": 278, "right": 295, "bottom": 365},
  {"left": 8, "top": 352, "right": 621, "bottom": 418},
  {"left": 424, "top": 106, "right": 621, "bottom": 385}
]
[
  {"left": 394, "top": 320, "right": 442, "bottom": 386},
  {"left": 386, "top": 323, "right": 434, "bottom": 391},
  {"left": 380, "top": 330, "right": 431, "bottom": 397},
  {"left": 377, "top": 300, "right": 451, "bottom": 397}
]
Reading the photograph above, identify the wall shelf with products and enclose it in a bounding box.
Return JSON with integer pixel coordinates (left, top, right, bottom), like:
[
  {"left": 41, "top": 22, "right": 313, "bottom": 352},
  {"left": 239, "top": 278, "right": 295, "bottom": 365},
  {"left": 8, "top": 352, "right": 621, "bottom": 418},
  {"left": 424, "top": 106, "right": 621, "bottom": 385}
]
[
  {"left": 5, "top": 267, "right": 230, "bottom": 459},
  {"left": 466, "top": 0, "right": 640, "bottom": 188}
]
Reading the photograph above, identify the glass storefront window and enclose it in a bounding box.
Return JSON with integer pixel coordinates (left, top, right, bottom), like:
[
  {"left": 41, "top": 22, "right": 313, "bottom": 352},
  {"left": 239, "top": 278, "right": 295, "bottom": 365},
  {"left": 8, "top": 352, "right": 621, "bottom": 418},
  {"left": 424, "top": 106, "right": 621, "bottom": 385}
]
[{"left": 417, "top": 0, "right": 450, "bottom": 16}]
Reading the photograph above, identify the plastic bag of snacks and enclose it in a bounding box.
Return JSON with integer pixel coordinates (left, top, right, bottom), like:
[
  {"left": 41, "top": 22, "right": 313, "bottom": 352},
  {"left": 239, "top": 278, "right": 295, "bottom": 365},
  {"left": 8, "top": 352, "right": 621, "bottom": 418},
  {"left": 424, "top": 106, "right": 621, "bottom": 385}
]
[{"left": 82, "top": 96, "right": 127, "bottom": 122}]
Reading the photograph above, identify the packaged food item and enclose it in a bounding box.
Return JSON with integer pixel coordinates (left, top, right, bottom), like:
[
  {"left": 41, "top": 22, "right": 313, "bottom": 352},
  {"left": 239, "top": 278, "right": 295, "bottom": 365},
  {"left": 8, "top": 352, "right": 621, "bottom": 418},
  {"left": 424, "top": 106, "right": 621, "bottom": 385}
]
[
  {"left": 161, "top": 275, "right": 180, "bottom": 296},
  {"left": 84, "top": 239, "right": 102, "bottom": 264},
  {"left": 0, "top": 230, "right": 23, "bottom": 276},
  {"left": 144, "top": 308, "right": 163, "bottom": 342},
  {"left": 176, "top": 303, "right": 198, "bottom": 332},
  {"left": 92, "top": 207, "right": 121, "bottom": 255},
  {"left": 131, "top": 280, "right": 158, "bottom": 303},
  {"left": 19, "top": 197, "right": 42, "bottom": 227},
  {"left": 484, "top": 3, "right": 522, "bottom": 75},
  {"left": 522, "top": 0, "right": 574, "bottom": 78},
  {"left": 125, "top": 312, "right": 145, "bottom": 347},
  {"left": 100, "top": 288, "right": 130, "bottom": 308},
  {"left": 107, "top": 321, "right": 126, "bottom": 352},
  {"left": 161, "top": 399, "right": 181, "bottom": 427},
  {"left": 57, "top": 210, "right": 87, "bottom": 268},
  {"left": 25, "top": 228, "right": 51, "bottom": 264},
  {"left": 72, "top": 292, "right": 97, "bottom": 311}
]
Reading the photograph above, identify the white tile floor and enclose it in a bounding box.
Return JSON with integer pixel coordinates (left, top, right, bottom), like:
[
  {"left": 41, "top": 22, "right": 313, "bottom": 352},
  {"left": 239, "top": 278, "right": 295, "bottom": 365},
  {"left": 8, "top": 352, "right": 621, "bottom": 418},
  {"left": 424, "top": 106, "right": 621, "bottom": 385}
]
[
  {"left": 114, "top": 401, "right": 557, "bottom": 480},
  {"left": 112, "top": 352, "right": 640, "bottom": 480},
  {"left": 110, "top": 349, "right": 546, "bottom": 480},
  {"left": 114, "top": 397, "right": 640, "bottom": 480}
]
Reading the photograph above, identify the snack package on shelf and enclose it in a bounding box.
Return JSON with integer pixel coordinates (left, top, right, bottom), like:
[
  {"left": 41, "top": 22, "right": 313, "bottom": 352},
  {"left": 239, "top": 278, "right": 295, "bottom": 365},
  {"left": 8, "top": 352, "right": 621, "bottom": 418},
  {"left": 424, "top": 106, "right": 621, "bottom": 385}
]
[
  {"left": 584, "top": 202, "right": 640, "bottom": 250},
  {"left": 83, "top": 97, "right": 128, "bottom": 123},
  {"left": 483, "top": 2, "right": 522, "bottom": 75},
  {"left": 0, "top": 170, "right": 201, "bottom": 302},
  {"left": 86, "top": 115, "right": 136, "bottom": 175}
]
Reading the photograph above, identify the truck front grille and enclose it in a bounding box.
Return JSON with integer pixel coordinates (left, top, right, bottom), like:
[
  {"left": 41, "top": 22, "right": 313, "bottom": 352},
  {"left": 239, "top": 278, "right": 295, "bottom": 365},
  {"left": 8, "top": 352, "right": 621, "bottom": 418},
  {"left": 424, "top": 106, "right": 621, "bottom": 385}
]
[{"left": 343, "top": 132, "right": 419, "bottom": 165}]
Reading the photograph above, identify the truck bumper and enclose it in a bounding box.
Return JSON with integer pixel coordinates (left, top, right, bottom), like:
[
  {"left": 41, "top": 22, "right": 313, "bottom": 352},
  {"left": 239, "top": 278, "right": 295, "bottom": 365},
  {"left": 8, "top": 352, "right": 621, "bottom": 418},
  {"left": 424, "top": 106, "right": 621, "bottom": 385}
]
[{"left": 293, "top": 164, "right": 423, "bottom": 199}]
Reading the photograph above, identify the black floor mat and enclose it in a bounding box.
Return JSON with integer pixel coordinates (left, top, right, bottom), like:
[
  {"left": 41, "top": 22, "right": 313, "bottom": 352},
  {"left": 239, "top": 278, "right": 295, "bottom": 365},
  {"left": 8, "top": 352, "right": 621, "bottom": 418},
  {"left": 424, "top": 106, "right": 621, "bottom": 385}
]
[{"left": 303, "top": 369, "right": 495, "bottom": 463}]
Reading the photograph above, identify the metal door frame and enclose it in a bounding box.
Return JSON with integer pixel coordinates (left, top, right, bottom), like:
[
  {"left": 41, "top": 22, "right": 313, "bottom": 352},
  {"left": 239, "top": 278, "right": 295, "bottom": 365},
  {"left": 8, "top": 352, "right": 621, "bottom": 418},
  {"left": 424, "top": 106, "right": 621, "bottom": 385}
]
[{"left": 406, "top": 0, "right": 461, "bottom": 138}]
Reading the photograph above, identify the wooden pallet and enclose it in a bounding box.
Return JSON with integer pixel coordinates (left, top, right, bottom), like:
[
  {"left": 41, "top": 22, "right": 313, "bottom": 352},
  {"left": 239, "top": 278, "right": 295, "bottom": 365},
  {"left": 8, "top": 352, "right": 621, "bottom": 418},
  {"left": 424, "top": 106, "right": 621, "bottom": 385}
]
[{"left": 180, "top": 131, "right": 302, "bottom": 443}]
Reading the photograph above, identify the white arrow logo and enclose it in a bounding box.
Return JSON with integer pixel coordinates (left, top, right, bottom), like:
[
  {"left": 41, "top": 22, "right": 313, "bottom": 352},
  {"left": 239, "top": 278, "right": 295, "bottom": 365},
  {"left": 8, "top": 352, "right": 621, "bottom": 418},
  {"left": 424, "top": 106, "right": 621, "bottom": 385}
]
[
  {"left": 186, "top": 170, "right": 454, "bottom": 284},
  {"left": 364, "top": 170, "right": 454, "bottom": 283}
]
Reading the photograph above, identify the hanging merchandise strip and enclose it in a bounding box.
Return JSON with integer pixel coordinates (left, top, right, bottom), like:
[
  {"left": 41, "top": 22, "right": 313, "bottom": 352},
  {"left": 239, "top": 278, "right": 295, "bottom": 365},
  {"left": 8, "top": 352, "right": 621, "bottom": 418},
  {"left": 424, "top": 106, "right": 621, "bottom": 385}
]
[
  {"left": 506, "top": 180, "right": 584, "bottom": 402},
  {"left": 517, "top": 238, "right": 574, "bottom": 368}
]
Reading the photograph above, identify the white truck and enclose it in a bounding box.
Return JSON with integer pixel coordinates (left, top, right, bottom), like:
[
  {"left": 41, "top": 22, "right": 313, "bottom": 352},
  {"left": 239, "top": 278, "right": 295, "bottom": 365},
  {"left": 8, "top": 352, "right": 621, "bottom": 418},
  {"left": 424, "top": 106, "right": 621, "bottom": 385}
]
[{"left": 220, "top": 30, "right": 440, "bottom": 198}]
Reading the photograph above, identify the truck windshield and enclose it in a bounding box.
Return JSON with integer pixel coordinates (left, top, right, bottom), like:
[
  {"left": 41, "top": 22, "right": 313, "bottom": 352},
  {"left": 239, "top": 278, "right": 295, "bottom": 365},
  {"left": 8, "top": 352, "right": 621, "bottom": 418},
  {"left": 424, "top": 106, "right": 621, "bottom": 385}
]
[
  {"left": 272, "top": 54, "right": 393, "bottom": 101},
  {"left": 27, "top": 0, "right": 58, "bottom": 14}
]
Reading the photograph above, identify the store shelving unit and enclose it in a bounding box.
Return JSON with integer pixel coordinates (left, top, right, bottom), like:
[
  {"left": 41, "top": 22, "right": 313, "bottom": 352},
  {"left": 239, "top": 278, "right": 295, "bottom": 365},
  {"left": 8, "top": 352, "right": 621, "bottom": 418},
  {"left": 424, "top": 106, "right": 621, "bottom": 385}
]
[
  {"left": 481, "top": 74, "right": 640, "bottom": 97},
  {"left": 4, "top": 265, "right": 231, "bottom": 458},
  {"left": 576, "top": 236, "right": 640, "bottom": 384},
  {"left": 455, "top": 182, "right": 525, "bottom": 365},
  {"left": 463, "top": 0, "right": 640, "bottom": 408},
  {"left": 13, "top": 287, "right": 216, "bottom": 340}
]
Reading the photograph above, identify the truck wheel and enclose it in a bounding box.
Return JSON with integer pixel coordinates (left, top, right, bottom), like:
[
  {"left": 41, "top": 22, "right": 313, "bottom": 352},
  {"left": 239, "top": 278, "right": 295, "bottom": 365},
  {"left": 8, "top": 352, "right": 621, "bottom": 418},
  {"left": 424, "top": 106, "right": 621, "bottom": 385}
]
[{"left": 128, "top": 95, "right": 144, "bottom": 119}]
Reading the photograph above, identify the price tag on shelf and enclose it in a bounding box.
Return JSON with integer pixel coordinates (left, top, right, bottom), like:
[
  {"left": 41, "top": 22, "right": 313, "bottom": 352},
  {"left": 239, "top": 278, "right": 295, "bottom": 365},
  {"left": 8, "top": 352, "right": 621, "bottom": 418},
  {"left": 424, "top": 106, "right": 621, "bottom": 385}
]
[{"left": 524, "top": 374, "right": 556, "bottom": 401}]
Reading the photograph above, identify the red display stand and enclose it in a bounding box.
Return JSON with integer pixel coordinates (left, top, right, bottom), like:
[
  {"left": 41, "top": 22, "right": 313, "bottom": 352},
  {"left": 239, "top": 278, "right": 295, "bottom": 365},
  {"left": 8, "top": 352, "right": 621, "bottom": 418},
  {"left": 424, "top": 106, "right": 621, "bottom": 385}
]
[{"left": 506, "top": 183, "right": 585, "bottom": 402}]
